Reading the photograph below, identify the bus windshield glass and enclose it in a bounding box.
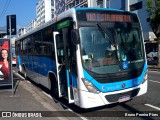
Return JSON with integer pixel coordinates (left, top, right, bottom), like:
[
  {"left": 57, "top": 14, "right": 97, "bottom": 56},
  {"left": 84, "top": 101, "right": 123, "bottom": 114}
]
[{"left": 79, "top": 23, "right": 144, "bottom": 74}]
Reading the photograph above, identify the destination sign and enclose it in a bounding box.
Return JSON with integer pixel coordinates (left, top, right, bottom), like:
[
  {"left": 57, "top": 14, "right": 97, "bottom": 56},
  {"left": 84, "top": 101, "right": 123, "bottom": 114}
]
[{"left": 86, "top": 13, "right": 131, "bottom": 22}]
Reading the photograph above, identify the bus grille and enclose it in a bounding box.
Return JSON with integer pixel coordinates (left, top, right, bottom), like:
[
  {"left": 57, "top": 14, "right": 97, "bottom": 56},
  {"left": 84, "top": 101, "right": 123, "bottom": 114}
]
[
  {"left": 88, "top": 64, "right": 144, "bottom": 83},
  {"left": 105, "top": 88, "right": 140, "bottom": 103}
]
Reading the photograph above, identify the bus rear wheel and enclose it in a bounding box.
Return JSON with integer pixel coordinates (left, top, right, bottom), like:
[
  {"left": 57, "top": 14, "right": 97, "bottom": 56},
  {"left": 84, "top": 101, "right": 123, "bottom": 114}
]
[
  {"left": 49, "top": 73, "right": 58, "bottom": 97},
  {"left": 22, "top": 64, "right": 27, "bottom": 80}
]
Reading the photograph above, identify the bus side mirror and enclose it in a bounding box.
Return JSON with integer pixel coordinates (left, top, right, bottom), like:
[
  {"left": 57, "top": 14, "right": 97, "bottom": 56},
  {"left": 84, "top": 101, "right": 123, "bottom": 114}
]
[{"left": 71, "top": 30, "right": 80, "bottom": 45}]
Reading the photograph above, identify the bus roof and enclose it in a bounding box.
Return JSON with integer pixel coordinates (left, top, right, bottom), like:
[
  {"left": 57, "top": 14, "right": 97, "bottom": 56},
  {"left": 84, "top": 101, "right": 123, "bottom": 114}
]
[
  {"left": 74, "top": 7, "right": 133, "bottom": 13},
  {"left": 16, "top": 7, "right": 136, "bottom": 41}
]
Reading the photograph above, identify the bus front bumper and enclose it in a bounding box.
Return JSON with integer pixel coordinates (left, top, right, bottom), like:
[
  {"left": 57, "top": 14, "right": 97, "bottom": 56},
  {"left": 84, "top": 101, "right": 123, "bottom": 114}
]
[{"left": 77, "top": 80, "right": 147, "bottom": 109}]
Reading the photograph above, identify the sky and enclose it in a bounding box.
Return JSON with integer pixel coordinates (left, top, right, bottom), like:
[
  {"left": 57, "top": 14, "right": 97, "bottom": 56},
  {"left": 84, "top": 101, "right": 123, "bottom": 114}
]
[
  {"left": 0, "top": 0, "right": 39, "bottom": 28},
  {"left": 0, "top": 0, "right": 122, "bottom": 29}
]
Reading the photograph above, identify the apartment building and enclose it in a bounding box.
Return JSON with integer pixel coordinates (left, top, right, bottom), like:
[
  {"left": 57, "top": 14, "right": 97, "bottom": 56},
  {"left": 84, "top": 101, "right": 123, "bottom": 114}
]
[
  {"left": 21, "top": 0, "right": 155, "bottom": 41},
  {"left": 21, "top": 0, "right": 107, "bottom": 34},
  {"left": 109, "top": 0, "right": 156, "bottom": 41},
  {"left": 18, "top": 28, "right": 26, "bottom": 37},
  {"left": 55, "top": 0, "right": 108, "bottom": 15},
  {"left": 36, "top": 0, "right": 54, "bottom": 26},
  {"left": 0, "top": 28, "right": 7, "bottom": 38},
  {"left": 25, "top": 20, "right": 36, "bottom": 33}
]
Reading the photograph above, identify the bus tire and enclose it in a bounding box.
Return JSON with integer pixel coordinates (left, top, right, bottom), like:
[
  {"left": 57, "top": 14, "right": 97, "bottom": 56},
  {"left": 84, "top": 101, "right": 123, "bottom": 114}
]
[
  {"left": 49, "top": 73, "right": 58, "bottom": 96},
  {"left": 22, "top": 64, "right": 27, "bottom": 80}
]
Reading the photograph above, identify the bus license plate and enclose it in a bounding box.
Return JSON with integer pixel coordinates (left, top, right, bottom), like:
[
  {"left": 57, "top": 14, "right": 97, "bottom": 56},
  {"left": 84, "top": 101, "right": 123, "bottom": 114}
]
[{"left": 118, "top": 95, "right": 130, "bottom": 103}]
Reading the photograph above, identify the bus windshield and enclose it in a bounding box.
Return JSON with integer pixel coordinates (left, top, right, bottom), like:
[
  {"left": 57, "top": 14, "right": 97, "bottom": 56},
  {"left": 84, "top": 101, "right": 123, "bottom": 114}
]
[{"left": 79, "top": 23, "right": 144, "bottom": 74}]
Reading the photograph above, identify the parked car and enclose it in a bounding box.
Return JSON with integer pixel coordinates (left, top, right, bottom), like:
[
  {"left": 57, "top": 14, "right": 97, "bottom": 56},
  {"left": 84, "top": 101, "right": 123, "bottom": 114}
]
[
  {"left": 12, "top": 47, "right": 17, "bottom": 66},
  {"left": 12, "top": 54, "right": 17, "bottom": 65}
]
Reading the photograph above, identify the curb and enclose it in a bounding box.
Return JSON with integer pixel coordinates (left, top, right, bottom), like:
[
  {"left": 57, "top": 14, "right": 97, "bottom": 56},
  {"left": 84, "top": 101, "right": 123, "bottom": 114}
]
[{"left": 148, "top": 67, "right": 160, "bottom": 71}]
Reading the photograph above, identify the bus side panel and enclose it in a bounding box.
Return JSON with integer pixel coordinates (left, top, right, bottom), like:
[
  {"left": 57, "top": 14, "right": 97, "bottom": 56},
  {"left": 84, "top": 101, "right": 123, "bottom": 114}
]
[
  {"left": 28, "top": 56, "right": 39, "bottom": 83},
  {"left": 39, "top": 57, "right": 56, "bottom": 89},
  {"left": 22, "top": 55, "right": 56, "bottom": 89}
]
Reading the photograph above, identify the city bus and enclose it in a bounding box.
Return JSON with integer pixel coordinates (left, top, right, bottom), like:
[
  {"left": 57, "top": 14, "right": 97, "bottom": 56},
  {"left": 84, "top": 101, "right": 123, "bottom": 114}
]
[{"left": 15, "top": 8, "right": 148, "bottom": 109}]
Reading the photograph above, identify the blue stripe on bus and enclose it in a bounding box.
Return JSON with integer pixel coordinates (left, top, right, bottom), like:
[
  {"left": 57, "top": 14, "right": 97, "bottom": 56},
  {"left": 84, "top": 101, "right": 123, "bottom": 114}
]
[
  {"left": 17, "top": 55, "right": 22, "bottom": 66},
  {"left": 72, "top": 74, "right": 77, "bottom": 88},
  {"left": 66, "top": 69, "right": 77, "bottom": 88},
  {"left": 20, "top": 55, "right": 77, "bottom": 88},
  {"left": 66, "top": 69, "right": 70, "bottom": 87},
  {"left": 83, "top": 62, "right": 147, "bottom": 92},
  {"left": 21, "top": 56, "right": 56, "bottom": 76}
]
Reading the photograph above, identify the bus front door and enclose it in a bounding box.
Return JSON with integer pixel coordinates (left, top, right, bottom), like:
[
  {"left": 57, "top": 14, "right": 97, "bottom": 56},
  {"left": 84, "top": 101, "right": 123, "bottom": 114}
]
[
  {"left": 53, "top": 32, "right": 65, "bottom": 97},
  {"left": 53, "top": 31, "right": 74, "bottom": 103}
]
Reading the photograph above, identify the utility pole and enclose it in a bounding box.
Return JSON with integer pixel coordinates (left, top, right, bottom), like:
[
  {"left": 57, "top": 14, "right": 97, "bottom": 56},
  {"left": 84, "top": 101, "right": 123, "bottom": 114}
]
[
  {"left": 7, "top": 15, "right": 16, "bottom": 95},
  {"left": 9, "top": 15, "right": 14, "bottom": 95}
]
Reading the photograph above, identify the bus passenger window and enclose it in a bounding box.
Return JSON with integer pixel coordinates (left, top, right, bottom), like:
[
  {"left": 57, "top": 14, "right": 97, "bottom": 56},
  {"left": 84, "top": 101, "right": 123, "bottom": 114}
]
[
  {"left": 33, "top": 32, "right": 42, "bottom": 55},
  {"left": 42, "top": 27, "right": 53, "bottom": 55}
]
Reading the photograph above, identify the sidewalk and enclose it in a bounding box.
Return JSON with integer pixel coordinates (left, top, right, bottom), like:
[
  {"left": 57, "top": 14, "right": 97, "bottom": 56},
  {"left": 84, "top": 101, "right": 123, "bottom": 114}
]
[
  {"left": 0, "top": 69, "right": 80, "bottom": 120},
  {"left": 0, "top": 77, "right": 57, "bottom": 120}
]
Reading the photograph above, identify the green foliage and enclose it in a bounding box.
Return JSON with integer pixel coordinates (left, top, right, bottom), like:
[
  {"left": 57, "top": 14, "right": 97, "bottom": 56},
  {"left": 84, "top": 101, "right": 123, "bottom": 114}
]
[{"left": 146, "top": 0, "right": 160, "bottom": 38}]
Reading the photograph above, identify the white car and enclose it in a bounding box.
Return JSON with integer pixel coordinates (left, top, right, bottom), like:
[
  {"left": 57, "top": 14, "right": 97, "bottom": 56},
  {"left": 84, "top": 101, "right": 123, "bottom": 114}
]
[{"left": 12, "top": 55, "right": 17, "bottom": 66}]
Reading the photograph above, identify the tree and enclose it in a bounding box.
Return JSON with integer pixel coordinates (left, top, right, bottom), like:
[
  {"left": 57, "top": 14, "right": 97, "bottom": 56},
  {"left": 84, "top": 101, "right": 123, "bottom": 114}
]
[{"left": 146, "top": 0, "right": 160, "bottom": 67}]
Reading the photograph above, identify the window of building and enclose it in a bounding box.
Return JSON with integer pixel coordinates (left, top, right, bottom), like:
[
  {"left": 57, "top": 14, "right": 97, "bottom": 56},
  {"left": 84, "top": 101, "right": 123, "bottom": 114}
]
[{"left": 75, "top": 0, "right": 80, "bottom": 5}]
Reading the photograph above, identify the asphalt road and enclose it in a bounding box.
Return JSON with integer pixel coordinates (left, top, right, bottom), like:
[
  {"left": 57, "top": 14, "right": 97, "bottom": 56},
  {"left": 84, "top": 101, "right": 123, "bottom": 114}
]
[{"left": 2, "top": 68, "right": 159, "bottom": 120}]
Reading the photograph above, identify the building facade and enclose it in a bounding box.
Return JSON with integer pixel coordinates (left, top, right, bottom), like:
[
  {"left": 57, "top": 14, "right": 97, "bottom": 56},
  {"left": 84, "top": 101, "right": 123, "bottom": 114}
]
[
  {"left": 18, "top": 28, "right": 26, "bottom": 37},
  {"left": 109, "top": 0, "right": 156, "bottom": 41},
  {"left": 20, "top": 0, "right": 155, "bottom": 42},
  {"left": 25, "top": 20, "right": 37, "bottom": 33},
  {"left": 0, "top": 28, "right": 7, "bottom": 38},
  {"left": 55, "top": 0, "right": 108, "bottom": 15},
  {"left": 21, "top": 0, "right": 54, "bottom": 34},
  {"left": 20, "top": 0, "right": 108, "bottom": 35},
  {"left": 36, "top": 0, "right": 54, "bottom": 26}
]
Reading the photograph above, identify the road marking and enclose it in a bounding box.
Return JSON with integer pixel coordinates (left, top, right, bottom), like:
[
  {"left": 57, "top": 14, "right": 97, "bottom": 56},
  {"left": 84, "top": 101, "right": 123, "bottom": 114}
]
[
  {"left": 148, "top": 70, "right": 160, "bottom": 73},
  {"left": 149, "top": 80, "right": 160, "bottom": 84},
  {"left": 145, "top": 104, "right": 160, "bottom": 111}
]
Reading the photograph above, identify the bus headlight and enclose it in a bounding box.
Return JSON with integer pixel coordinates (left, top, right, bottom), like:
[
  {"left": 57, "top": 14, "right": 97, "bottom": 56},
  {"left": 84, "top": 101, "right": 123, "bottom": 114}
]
[
  {"left": 142, "top": 70, "right": 148, "bottom": 84},
  {"left": 82, "top": 78, "right": 100, "bottom": 94}
]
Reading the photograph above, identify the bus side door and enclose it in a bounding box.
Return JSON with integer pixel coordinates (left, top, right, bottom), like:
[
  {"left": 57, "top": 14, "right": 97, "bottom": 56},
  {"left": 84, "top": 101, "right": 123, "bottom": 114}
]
[
  {"left": 53, "top": 32, "right": 64, "bottom": 97},
  {"left": 53, "top": 30, "right": 74, "bottom": 103}
]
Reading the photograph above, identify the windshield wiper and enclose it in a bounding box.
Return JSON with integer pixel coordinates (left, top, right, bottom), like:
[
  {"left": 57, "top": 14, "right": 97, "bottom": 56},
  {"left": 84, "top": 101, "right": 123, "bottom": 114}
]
[{"left": 97, "top": 23, "right": 116, "bottom": 47}]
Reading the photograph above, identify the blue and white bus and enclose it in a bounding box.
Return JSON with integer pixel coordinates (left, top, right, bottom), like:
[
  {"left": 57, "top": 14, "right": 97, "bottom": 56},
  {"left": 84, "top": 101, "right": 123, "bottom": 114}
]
[{"left": 15, "top": 8, "right": 148, "bottom": 109}]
